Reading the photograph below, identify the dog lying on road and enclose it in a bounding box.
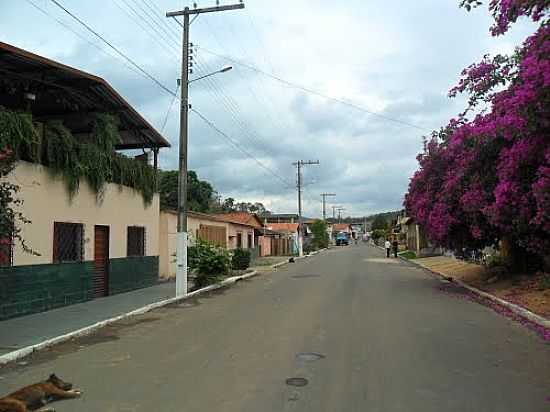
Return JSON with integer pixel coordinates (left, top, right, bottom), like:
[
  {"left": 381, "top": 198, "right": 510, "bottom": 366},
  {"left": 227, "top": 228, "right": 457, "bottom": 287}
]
[{"left": 0, "top": 374, "right": 82, "bottom": 412}]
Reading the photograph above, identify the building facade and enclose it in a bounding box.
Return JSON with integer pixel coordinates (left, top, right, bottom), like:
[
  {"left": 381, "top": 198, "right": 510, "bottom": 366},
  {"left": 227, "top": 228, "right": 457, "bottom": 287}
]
[{"left": 0, "top": 42, "right": 169, "bottom": 320}]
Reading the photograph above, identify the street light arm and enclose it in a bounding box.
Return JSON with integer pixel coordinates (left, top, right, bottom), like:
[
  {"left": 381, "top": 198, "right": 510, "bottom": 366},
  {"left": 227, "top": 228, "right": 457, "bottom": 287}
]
[{"left": 188, "top": 66, "right": 233, "bottom": 84}]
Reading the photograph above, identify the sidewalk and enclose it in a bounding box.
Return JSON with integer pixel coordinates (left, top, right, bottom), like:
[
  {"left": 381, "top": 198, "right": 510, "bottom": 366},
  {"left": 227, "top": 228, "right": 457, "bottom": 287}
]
[{"left": 0, "top": 282, "right": 179, "bottom": 357}]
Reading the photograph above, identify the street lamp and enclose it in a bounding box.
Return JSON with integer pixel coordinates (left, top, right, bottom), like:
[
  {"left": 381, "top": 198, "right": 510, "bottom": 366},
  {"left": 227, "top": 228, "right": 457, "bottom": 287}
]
[
  {"left": 189, "top": 65, "right": 233, "bottom": 84},
  {"left": 167, "top": 3, "right": 244, "bottom": 299}
]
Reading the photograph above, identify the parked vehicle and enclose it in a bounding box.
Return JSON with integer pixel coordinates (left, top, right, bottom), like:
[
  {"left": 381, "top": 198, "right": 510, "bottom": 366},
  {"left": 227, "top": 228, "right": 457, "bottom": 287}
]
[{"left": 336, "top": 232, "right": 350, "bottom": 246}]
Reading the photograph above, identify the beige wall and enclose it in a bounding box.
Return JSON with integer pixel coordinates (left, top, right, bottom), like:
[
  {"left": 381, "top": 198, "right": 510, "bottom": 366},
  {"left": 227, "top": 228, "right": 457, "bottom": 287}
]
[
  {"left": 226, "top": 223, "right": 255, "bottom": 250},
  {"left": 158, "top": 211, "right": 176, "bottom": 279},
  {"left": 158, "top": 211, "right": 256, "bottom": 279},
  {"left": 8, "top": 161, "right": 159, "bottom": 266}
]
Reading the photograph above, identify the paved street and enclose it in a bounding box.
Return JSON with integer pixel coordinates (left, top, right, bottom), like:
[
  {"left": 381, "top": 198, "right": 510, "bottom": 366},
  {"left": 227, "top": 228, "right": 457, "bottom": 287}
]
[{"left": 1, "top": 245, "right": 549, "bottom": 412}]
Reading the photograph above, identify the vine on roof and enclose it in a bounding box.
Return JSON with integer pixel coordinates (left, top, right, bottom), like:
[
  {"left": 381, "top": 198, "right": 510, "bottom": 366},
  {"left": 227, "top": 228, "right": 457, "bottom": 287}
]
[{"left": 0, "top": 109, "right": 156, "bottom": 205}]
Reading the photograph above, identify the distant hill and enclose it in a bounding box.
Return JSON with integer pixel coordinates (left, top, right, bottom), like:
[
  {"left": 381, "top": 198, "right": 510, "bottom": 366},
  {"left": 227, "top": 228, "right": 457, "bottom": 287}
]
[{"left": 326, "top": 210, "right": 401, "bottom": 226}]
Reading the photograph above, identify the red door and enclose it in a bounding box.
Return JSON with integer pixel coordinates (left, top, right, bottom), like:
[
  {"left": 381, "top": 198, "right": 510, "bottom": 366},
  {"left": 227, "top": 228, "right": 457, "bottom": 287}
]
[{"left": 93, "top": 225, "right": 109, "bottom": 298}]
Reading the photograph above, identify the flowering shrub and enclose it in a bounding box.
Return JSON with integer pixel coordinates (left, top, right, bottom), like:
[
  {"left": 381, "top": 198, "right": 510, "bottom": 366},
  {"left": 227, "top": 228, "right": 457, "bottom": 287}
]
[{"left": 405, "top": 1, "right": 549, "bottom": 261}]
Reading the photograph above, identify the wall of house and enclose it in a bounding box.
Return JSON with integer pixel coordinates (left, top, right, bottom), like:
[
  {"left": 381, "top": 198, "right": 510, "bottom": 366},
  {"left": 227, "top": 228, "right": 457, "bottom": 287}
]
[
  {"left": 159, "top": 211, "right": 177, "bottom": 279},
  {"left": 1, "top": 161, "right": 160, "bottom": 320},
  {"left": 9, "top": 161, "right": 159, "bottom": 265},
  {"left": 0, "top": 261, "right": 94, "bottom": 321},
  {"left": 226, "top": 223, "right": 255, "bottom": 250},
  {"left": 159, "top": 211, "right": 236, "bottom": 279},
  {"left": 258, "top": 236, "right": 271, "bottom": 257}
]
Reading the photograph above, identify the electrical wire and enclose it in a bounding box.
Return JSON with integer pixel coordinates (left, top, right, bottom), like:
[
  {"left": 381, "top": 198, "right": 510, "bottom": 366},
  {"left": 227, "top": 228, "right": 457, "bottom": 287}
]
[
  {"left": 48, "top": 0, "right": 177, "bottom": 98},
  {"left": 195, "top": 46, "right": 431, "bottom": 132},
  {"left": 190, "top": 107, "right": 293, "bottom": 189},
  {"left": 25, "top": 0, "right": 147, "bottom": 80},
  {"left": 160, "top": 83, "right": 181, "bottom": 133}
]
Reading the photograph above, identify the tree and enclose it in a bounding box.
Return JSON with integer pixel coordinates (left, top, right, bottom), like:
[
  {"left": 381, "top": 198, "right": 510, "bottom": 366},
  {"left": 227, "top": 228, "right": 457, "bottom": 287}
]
[
  {"left": 371, "top": 215, "right": 389, "bottom": 231},
  {"left": 158, "top": 170, "right": 215, "bottom": 213},
  {"left": 310, "top": 220, "right": 329, "bottom": 249},
  {"left": 405, "top": 0, "right": 549, "bottom": 268}
]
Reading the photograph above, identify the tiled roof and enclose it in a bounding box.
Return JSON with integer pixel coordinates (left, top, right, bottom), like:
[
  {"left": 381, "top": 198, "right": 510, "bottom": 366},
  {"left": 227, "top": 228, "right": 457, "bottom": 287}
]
[
  {"left": 211, "top": 212, "right": 263, "bottom": 228},
  {"left": 332, "top": 223, "right": 352, "bottom": 232},
  {"left": 267, "top": 223, "right": 299, "bottom": 233},
  {"left": 162, "top": 210, "right": 258, "bottom": 228}
]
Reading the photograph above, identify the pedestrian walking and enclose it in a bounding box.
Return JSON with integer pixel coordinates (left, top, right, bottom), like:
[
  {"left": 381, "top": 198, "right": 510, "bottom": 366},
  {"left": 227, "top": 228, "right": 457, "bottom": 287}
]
[
  {"left": 384, "top": 239, "right": 391, "bottom": 258},
  {"left": 392, "top": 239, "right": 398, "bottom": 258}
]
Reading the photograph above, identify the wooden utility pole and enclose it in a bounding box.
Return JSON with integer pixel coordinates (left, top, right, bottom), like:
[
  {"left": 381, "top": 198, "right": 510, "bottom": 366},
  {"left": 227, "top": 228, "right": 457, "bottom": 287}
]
[
  {"left": 321, "top": 193, "right": 336, "bottom": 221},
  {"left": 293, "top": 160, "right": 319, "bottom": 256},
  {"left": 337, "top": 207, "right": 345, "bottom": 223},
  {"left": 332, "top": 205, "right": 341, "bottom": 221},
  {"left": 167, "top": 2, "right": 244, "bottom": 297}
]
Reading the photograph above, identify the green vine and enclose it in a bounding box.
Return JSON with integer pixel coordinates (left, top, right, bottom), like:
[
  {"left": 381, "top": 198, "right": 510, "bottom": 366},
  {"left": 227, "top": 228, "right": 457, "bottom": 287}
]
[
  {"left": 0, "top": 108, "right": 40, "bottom": 161},
  {"left": 0, "top": 109, "right": 156, "bottom": 205}
]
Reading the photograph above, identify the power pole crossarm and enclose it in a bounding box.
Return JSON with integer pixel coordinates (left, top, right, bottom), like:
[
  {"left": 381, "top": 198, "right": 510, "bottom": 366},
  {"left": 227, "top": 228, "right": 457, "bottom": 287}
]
[{"left": 167, "top": 3, "right": 244, "bottom": 17}]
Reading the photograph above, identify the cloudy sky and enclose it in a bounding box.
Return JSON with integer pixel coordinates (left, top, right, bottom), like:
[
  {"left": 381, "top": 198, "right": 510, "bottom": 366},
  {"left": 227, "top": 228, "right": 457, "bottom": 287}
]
[{"left": 0, "top": 0, "right": 536, "bottom": 218}]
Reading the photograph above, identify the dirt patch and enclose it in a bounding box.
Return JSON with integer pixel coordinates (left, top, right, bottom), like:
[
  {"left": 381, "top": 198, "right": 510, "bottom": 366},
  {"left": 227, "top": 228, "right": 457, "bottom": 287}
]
[
  {"left": 417, "top": 257, "right": 550, "bottom": 319},
  {"left": 467, "top": 273, "right": 550, "bottom": 319}
]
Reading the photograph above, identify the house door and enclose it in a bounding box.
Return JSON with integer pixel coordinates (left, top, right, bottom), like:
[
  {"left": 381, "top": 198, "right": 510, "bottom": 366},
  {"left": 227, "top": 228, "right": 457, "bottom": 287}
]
[{"left": 93, "top": 225, "right": 110, "bottom": 298}]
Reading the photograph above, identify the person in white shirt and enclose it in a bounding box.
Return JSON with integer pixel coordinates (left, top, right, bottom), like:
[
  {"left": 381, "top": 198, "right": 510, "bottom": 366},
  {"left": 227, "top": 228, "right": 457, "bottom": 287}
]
[{"left": 384, "top": 239, "right": 391, "bottom": 258}]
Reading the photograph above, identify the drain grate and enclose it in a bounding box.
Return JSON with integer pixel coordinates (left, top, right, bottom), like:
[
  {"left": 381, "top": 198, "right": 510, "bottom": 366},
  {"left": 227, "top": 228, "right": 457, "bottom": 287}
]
[
  {"left": 286, "top": 377, "right": 308, "bottom": 387},
  {"left": 292, "top": 274, "right": 321, "bottom": 279},
  {"left": 296, "top": 352, "right": 325, "bottom": 362}
]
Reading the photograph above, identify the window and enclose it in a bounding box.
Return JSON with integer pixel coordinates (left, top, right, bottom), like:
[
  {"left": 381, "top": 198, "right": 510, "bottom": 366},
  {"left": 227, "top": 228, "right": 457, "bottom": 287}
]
[
  {"left": 0, "top": 230, "right": 13, "bottom": 267},
  {"left": 53, "top": 222, "right": 84, "bottom": 262},
  {"left": 127, "top": 226, "right": 146, "bottom": 257},
  {"left": 236, "top": 232, "right": 242, "bottom": 248},
  {"left": 247, "top": 233, "right": 253, "bottom": 249}
]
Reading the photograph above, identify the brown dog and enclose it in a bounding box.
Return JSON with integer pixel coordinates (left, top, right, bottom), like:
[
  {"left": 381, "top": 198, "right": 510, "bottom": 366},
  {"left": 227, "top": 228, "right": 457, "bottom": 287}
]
[{"left": 0, "top": 374, "right": 81, "bottom": 412}]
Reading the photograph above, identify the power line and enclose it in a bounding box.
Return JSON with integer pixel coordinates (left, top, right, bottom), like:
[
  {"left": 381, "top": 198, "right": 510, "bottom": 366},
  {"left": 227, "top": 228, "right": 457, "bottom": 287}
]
[
  {"left": 197, "top": 18, "right": 299, "bottom": 149},
  {"left": 196, "top": 46, "right": 431, "bottom": 132},
  {"left": 192, "top": 56, "right": 282, "bottom": 160},
  {"left": 131, "top": 0, "right": 181, "bottom": 46},
  {"left": 48, "top": 0, "right": 177, "bottom": 98},
  {"left": 113, "top": 0, "right": 180, "bottom": 61},
  {"left": 160, "top": 83, "right": 180, "bottom": 133},
  {"left": 190, "top": 107, "right": 293, "bottom": 189},
  {"left": 25, "top": 0, "right": 146, "bottom": 80}
]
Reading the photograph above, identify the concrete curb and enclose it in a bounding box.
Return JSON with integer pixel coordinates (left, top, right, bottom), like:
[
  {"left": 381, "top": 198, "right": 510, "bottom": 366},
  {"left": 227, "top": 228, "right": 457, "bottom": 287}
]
[
  {"left": 399, "top": 256, "right": 550, "bottom": 330},
  {"left": 268, "top": 248, "right": 328, "bottom": 270},
  {"left": 0, "top": 270, "right": 257, "bottom": 366}
]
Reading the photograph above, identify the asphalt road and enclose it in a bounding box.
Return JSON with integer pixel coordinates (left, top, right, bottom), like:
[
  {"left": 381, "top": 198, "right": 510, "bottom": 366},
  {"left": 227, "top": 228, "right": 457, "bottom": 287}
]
[{"left": 1, "top": 245, "right": 549, "bottom": 411}]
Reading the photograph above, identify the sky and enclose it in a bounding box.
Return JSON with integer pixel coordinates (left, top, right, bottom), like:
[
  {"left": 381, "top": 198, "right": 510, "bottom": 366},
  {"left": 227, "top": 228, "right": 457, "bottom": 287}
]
[{"left": 0, "top": 0, "right": 537, "bottom": 218}]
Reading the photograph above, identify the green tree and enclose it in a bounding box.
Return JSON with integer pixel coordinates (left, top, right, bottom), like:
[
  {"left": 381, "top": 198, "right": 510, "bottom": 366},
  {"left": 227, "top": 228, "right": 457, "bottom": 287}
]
[
  {"left": 311, "top": 220, "right": 329, "bottom": 249},
  {"left": 158, "top": 170, "right": 215, "bottom": 212},
  {"left": 371, "top": 215, "right": 389, "bottom": 231}
]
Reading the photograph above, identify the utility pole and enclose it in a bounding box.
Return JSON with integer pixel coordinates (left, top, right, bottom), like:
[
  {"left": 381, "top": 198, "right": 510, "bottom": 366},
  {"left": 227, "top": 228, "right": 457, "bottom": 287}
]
[
  {"left": 167, "top": 2, "right": 245, "bottom": 297},
  {"left": 332, "top": 205, "right": 342, "bottom": 221},
  {"left": 337, "top": 207, "right": 345, "bottom": 223},
  {"left": 292, "top": 160, "right": 319, "bottom": 257},
  {"left": 321, "top": 193, "right": 336, "bottom": 221}
]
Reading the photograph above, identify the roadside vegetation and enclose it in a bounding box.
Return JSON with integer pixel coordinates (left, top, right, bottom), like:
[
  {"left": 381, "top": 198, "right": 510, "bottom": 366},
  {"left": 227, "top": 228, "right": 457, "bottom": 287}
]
[{"left": 405, "top": 0, "right": 549, "bottom": 274}]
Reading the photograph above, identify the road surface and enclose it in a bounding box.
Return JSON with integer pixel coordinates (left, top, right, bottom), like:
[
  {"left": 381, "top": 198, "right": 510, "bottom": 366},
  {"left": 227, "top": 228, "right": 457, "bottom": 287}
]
[{"left": 1, "top": 245, "right": 549, "bottom": 411}]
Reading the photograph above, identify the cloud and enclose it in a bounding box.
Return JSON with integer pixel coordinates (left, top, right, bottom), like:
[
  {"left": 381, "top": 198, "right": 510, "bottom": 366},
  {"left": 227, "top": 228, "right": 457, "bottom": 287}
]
[{"left": 0, "top": 0, "right": 536, "bottom": 216}]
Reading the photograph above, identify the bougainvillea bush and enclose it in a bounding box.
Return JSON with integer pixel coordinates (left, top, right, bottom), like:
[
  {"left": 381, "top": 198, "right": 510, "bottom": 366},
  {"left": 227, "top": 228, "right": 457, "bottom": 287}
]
[{"left": 405, "top": 0, "right": 549, "bottom": 266}]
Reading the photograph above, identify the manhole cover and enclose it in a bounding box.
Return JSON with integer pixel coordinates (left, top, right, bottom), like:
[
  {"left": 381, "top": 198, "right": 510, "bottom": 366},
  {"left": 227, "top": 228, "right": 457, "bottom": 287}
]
[
  {"left": 292, "top": 274, "right": 320, "bottom": 279},
  {"left": 296, "top": 352, "right": 325, "bottom": 362},
  {"left": 286, "top": 377, "right": 308, "bottom": 387}
]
